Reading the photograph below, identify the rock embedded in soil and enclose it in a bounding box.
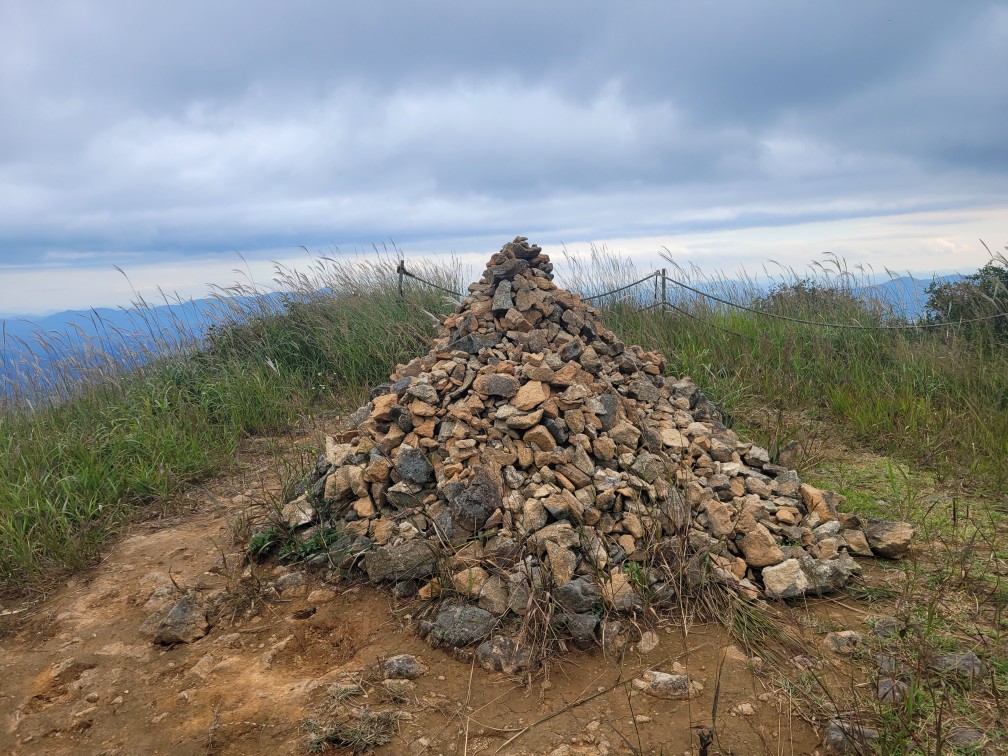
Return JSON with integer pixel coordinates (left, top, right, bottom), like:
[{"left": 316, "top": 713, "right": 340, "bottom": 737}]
[
  {"left": 929, "top": 651, "right": 985, "bottom": 686},
  {"left": 382, "top": 654, "right": 428, "bottom": 680},
  {"left": 152, "top": 592, "right": 208, "bottom": 645},
  {"left": 876, "top": 677, "right": 908, "bottom": 704},
  {"left": 824, "top": 718, "right": 880, "bottom": 754},
  {"left": 364, "top": 540, "right": 436, "bottom": 583},
  {"left": 265, "top": 236, "right": 916, "bottom": 661},
  {"left": 824, "top": 630, "right": 862, "bottom": 655},
  {"left": 476, "top": 635, "right": 533, "bottom": 675},
  {"left": 423, "top": 605, "right": 497, "bottom": 648},
  {"left": 632, "top": 670, "right": 702, "bottom": 700}
]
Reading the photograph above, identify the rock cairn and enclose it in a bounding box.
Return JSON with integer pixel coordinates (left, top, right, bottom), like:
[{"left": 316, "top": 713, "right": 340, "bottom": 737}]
[{"left": 281, "top": 237, "right": 913, "bottom": 651}]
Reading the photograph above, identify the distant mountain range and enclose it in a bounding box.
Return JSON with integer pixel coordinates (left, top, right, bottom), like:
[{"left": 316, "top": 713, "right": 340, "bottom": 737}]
[
  {"left": 0, "top": 273, "right": 966, "bottom": 398},
  {"left": 863, "top": 273, "right": 967, "bottom": 319}
]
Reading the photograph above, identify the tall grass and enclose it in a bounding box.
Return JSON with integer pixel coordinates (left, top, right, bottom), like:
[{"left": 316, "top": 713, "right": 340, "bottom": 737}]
[
  {"left": 0, "top": 255, "right": 461, "bottom": 591},
  {"left": 565, "top": 245, "right": 1008, "bottom": 492},
  {"left": 1, "top": 245, "right": 1004, "bottom": 594}
]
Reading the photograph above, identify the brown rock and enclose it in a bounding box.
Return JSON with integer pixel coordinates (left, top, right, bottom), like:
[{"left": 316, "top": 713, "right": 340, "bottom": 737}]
[
  {"left": 524, "top": 424, "right": 557, "bottom": 451},
  {"left": 473, "top": 373, "right": 520, "bottom": 398},
  {"left": 452, "top": 567, "right": 489, "bottom": 596},
  {"left": 371, "top": 393, "right": 397, "bottom": 421},
  {"left": 739, "top": 524, "right": 785, "bottom": 567},
  {"left": 513, "top": 380, "right": 550, "bottom": 410}
]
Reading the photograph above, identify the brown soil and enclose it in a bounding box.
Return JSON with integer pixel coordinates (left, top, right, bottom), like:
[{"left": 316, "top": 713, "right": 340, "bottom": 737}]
[{"left": 0, "top": 435, "right": 829, "bottom": 755}]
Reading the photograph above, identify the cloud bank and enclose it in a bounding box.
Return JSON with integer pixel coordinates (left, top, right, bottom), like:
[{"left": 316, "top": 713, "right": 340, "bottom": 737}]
[{"left": 1, "top": 1, "right": 1006, "bottom": 313}]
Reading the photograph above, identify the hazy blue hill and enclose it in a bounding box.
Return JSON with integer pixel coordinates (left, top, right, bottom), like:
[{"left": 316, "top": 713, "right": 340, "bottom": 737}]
[
  {"left": 866, "top": 274, "right": 967, "bottom": 319},
  {"left": 1, "top": 293, "right": 287, "bottom": 397},
  {"left": 0, "top": 272, "right": 969, "bottom": 397}
]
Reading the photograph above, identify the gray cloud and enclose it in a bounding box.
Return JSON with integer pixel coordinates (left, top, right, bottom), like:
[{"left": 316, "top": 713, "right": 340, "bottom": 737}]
[{"left": 0, "top": 0, "right": 1005, "bottom": 285}]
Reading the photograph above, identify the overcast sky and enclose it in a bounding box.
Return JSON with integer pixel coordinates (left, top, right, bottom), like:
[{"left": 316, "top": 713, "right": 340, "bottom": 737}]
[{"left": 2, "top": 1, "right": 1007, "bottom": 315}]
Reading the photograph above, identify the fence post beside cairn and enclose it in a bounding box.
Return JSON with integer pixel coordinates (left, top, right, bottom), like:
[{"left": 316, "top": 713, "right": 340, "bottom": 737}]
[{"left": 396, "top": 260, "right": 405, "bottom": 298}]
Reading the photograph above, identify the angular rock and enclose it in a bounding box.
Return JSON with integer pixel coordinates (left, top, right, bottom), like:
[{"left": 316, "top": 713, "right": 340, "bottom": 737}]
[
  {"left": 877, "top": 677, "right": 908, "bottom": 704},
  {"left": 383, "top": 654, "right": 428, "bottom": 680},
  {"left": 553, "top": 577, "right": 601, "bottom": 614},
  {"left": 513, "top": 380, "right": 550, "bottom": 411},
  {"left": 929, "top": 651, "right": 985, "bottom": 686},
  {"left": 491, "top": 279, "right": 514, "bottom": 314},
  {"left": 473, "top": 372, "right": 519, "bottom": 398},
  {"left": 558, "top": 611, "right": 599, "bottom": 646},
  {"left": 632, "top": 670, "right": 702, "bottom": 700},
  {"left": 762, "top": 559, "right": 810, "bottom": 599},
  {"left": 739, "top": 524, "right": 785, "bottom": 568},
  {"left": 426, "top": 605, "right": 496, "bottom": 648},
  {"left": 476, "top": 635, "right": 533, "bottom": 675},
  {"left": 365, "top": 540, "right": 436, "bottom": 582},
  {"left": 153, "top": 592, "right": 208, "bottom": 645},
  {"left": 863, "top": 519, "right": 914, "bottom": 558},
  {"left": 824, "top": 719, "right": 880, "bottom": 754},
  {"left": 824, "top": 630, "right": 861, "bottom": 655},
  {"left": 395, "top": 445, "right": 433, "bottom": 484},
  {"left": 444, "top": 467, "right": 502, "bottom": 531}
]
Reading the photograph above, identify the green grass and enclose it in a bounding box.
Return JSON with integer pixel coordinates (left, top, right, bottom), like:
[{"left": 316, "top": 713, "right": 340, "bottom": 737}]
[
  {"left": 0, "top": 255, "right": 459, "bottom": 591},
  {"left": 1, "top": 245, "right": 1006, "bottom": 595}
]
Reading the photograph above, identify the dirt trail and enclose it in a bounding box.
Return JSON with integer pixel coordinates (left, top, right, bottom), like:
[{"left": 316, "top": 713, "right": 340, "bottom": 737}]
[{"left": 1, "top": 438, "right": 822, "bottom": 755}]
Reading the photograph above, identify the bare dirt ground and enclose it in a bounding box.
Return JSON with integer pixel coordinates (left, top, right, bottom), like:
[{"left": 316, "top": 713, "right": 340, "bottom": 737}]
[{"left": 1, "top": 430, "right": 1002, "bottom": 755}]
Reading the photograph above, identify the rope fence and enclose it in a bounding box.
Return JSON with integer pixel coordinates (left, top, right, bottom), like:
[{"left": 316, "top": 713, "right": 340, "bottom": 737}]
[{"left": 395, "top": 260, "right": 1007, "bottom": 334}]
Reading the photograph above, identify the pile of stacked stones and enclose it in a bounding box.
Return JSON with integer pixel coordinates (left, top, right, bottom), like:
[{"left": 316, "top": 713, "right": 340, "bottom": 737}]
[{"left": 283, "top": 237, "right": 913, "bottom": 649}]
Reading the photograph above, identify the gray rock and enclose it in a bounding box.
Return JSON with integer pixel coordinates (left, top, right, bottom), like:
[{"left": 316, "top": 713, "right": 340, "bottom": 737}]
[
  {"left": 824, "top": 718, "right": 880, "bottom": 754},
  {"left": 877, "top": 677, "right": 908, "bottom": 704},
  {"left": 558, "top": 611, "right": 599, "bottom": 647},
  {"left": 406, "top": 380, "right": 438, "bottom": 404},
  {"left": 600, "top": 617, "right": 629, "bottom": 657},
  {"left": 476, "top": 635, "right": 533, "bottom": 675},
  {"left": 443, "top": 468, "right": 502, "bottom": 531},
  {"left": 876, "top": 653, "right": 899, "bottom": 676},
  {"left": 478, "top": 575, "right": 510, "bottom": 615},
  {"left": 627, "top": 378, "right": 659, "bottom": 404},
  {"left": 492, "top": 279, "right": 514, "bottom": 314},
  {"left": 762, "top": 554, "right": 858, "bottom": 599},
  {"left": 153, "top": 592, "right": 208, "bottom": 645},
  {"left": 930, "top": 651, "right": 985, "bottom": 686},
  {"left": 824, "top": 630, "right": 862, "bottom": 655},
  {"left": 802, "top": 552, "right": 859, "bottom": 594},
  {"left": 632, "top": 670, "right": 701, "bottom": 700},
  {"left": 365, "top": 540, "right": 436, "bottom": 582},
  {"left": 872, "top": 616, "right": 900, "bottom": 638},
  {"left": 630, "top": 452, "right": 665, "bottom": 483},
  {"left": 554, "top": 577, "right": 602, "bottom": 614},
  {"left": 386, "top": 480, "right": 424, "bottom": 508},
  {"left": 946, "top": 726, "right": 985, "bottom": 748},
  {"left": 507, "top": 571, "right": 533, "bottom": 615},
  {"left": 863, "top": 519, "right": 913, "bottom": 558},
  {"left": 275, "top": 571, "right": 306, "bottom": 594},
  {"left": 774, "top": 470, "right": 801, "bottom": 497},
  {"left": 395, "top": 445, "right": 433, "bottom": 484},
  {"left": 426, "top": 605, "right": 496, "bottom": 648},
  {"left": 744, "top": 445, "right": 771, "bottom": 467},
  {"left": 596, "top": 393, "right": 620, "bottom": 431},
  {"left": 382, "top": 654, "right": 428, "bottom": 680}
]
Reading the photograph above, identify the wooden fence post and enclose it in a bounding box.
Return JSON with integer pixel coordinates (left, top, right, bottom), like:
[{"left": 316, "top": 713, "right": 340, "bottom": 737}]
[
  {"left": 661, "top": 268, "right": 667, "bottom": 309},
  {"left": 396, "top": 260, "right": 405, "bottom": 298}
]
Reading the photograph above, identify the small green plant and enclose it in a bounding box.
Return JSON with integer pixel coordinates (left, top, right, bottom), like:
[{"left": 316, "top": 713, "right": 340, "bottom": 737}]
[{"left": 247, "top": 526, "right": 284, "bottom": 562}]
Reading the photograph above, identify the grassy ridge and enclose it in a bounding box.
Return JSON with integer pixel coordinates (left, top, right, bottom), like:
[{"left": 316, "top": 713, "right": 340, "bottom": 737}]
[
  {"left": 0, "top": 258, "right": 459, "bottom": 589},
  {"left": 1, "top": 250, "right": 1005, "bottom": 592}
]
